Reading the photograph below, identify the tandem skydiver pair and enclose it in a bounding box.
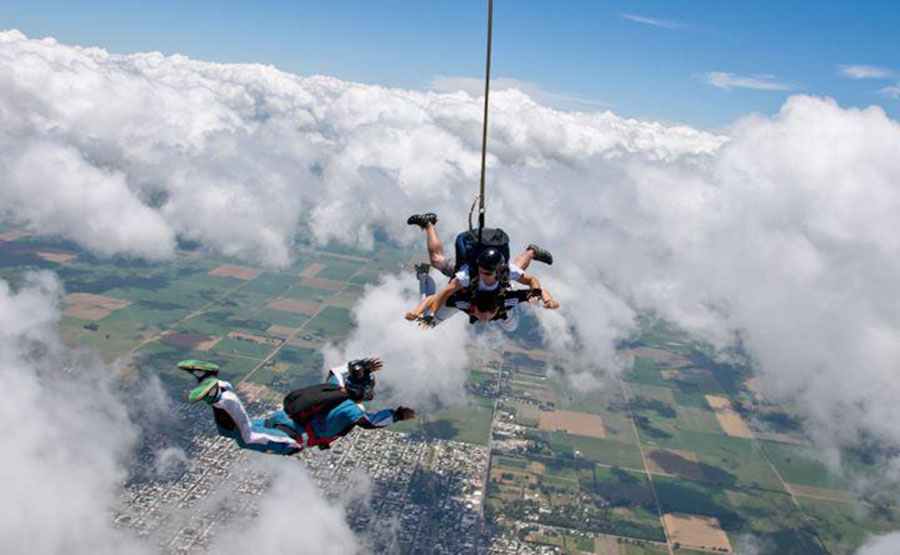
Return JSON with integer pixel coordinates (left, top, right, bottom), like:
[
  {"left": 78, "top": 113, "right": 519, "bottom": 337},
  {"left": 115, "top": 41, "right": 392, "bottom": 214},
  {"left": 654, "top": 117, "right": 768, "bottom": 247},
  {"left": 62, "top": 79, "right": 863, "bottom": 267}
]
[{"left": 404, "top": 212, "right": 559, "bottom": 330}]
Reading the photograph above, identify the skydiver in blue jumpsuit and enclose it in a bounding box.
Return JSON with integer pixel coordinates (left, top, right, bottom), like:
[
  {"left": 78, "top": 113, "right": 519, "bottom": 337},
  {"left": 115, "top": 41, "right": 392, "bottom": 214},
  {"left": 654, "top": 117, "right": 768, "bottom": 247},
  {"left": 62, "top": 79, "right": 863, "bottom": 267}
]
[{"left": 179, "top": 357, "right": 415, "bottom": 456}]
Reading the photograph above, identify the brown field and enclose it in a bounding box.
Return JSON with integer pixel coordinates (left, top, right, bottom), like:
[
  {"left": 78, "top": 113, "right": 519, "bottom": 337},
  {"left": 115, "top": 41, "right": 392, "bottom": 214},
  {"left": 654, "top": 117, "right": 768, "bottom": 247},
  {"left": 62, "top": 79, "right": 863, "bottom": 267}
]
[
  {"left": 36, "top": 251, "right": 77, "bottom": 263},
  {"left": 663, "top": 513, "right": 732, "bottom": 552},
  {"left": 63, "top": 293, "right": 131, "bottom": 320},
  {"left": 195, "top": 336, "right": 223, "bottom": 351},
  {"left": 300, "top": 263, "right": 325, "bottom": 278},
  {"left": 706, "top": 395, "right": 754, "bottom": 439},
  {"left": 300, "top": 277, "right": 345, "bottom": 291},
  {"left": 622, "top": 347, "right": 690, "bottom": 367},
  {"left": 266, "top": 324, "right": 297, "bottom": 337},
  {"left": 227, "top": 331, "right": 283, "bottom": 346},
  {"left": 64, "top": 293, "right": 132, "bottom": 310},
  {"left": 64, "top": 305, "right": 111, "bottom": 320},
  {"left": 208, "top": 264, "right": 261, "bottom": 280},
  {"left": 266, "top": 297, "right": 320, "bottom": 315},
  {"left": 645, "top": 448, "right": 705, "bottom": 481},
  {"left": 539, "top": 410, "right": 606, "bottom": 438},
  {"left": 594, "top": 536, "right": 620, "bottom": 555},
  {"left": 0, "top": 229, "right": 31, "bottom": 241},
  {"left": 745, "top": 377, "right": 763, "bottom": 399}
]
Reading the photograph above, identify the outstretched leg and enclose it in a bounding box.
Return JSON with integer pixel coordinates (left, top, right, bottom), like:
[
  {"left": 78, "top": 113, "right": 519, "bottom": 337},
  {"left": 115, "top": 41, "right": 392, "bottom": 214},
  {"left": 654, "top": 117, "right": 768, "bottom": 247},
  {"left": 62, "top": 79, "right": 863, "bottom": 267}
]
[
  {"left": 180, "top": 362, "right": 301, "bottom": 455},
  {"left": 513, "top": 244, "right": 553, "bottom": 271},
  {"left": 408, "top": 213, "right": 454, "bottom": 276}
]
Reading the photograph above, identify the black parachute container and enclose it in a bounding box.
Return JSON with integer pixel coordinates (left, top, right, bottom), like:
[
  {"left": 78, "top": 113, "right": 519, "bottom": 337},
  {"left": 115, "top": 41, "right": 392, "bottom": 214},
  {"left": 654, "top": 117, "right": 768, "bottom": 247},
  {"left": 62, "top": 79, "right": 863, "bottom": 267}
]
[
  {"left": 283, "top": 384, "right": 348, "bottom": 427},
  {"left": 453, "top": 227, "right": 510, "bottom": 274}
]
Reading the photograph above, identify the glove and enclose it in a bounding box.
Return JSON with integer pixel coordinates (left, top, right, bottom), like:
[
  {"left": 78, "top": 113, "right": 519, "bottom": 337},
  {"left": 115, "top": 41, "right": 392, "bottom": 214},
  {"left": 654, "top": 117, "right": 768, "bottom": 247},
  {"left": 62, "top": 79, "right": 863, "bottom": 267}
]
[{"left": 395, "top": 406, "right": 416, "bottom": 421}]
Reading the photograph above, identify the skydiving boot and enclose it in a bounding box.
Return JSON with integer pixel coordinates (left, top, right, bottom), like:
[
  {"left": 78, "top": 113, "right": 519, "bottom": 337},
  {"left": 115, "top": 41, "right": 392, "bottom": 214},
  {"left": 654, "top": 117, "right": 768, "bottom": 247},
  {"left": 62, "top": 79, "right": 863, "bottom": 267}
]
[
  {"left": 527, "top": 244, "right": 554, "bottom": 265},
  {"left": 406, "top": 213, "right": 438, "bottom": 229},
  {"left": 415, "top": 263, "right": 431, "bottom": 281},
  {"left": 188, "top": 377, "right": 221, "bottom": 404},
  {"left": 177, "top": 360, "right": 221, "bottom": 383}
]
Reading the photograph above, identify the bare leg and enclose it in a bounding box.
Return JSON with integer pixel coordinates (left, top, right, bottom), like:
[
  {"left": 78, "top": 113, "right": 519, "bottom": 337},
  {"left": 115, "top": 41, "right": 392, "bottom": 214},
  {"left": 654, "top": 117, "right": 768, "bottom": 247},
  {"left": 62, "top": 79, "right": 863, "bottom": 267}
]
[
  {"left": 513, "top": 249, "right": 534, "bottom": 271},
  {"left": 425, "top": 223, "right": 449, "bottom": 271}
]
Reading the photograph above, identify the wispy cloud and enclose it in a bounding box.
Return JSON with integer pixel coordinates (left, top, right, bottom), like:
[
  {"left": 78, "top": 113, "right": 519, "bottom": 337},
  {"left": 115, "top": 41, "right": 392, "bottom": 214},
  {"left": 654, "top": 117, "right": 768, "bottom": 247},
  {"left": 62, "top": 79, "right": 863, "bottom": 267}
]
[
  {"left": 703, "top": 71, "right": 797, "bottom": 91},
  {"left": 880, "top": 84, "right": 900, "bottom": 98},
  {"left": 429, "top": 75, "right": 609, "bottom": 111},
  {"left": 620, "top": 13, "right": 686, "bottom": 30},
  {"left": 839, "top": 64, "right": 896, "bottom": 79}
]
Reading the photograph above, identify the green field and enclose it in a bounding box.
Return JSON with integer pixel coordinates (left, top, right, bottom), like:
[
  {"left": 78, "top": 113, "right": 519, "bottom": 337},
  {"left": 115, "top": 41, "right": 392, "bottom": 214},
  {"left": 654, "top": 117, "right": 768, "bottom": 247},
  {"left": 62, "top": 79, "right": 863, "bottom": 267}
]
[{"left": 395, "top": 394, "right": 494, "bottom": 445}]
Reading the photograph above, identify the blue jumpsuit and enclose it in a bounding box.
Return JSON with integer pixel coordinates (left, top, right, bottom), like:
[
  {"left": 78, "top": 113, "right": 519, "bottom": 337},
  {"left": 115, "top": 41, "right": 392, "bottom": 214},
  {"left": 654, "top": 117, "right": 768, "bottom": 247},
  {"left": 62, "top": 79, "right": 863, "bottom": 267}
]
[{"left": 210, "top": 370, "right": 397, "bottom": 455}]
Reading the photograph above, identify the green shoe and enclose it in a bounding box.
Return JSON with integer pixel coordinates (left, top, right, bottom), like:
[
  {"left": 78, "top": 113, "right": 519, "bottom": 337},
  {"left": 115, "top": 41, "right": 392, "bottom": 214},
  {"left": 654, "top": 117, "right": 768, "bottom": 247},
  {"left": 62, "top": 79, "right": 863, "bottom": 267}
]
[
  {"left": 178, "top": 360, "right": 220, "bottom": 382},
  {"left": 188, "top": 377, "right": 220, "bottom": 404}
]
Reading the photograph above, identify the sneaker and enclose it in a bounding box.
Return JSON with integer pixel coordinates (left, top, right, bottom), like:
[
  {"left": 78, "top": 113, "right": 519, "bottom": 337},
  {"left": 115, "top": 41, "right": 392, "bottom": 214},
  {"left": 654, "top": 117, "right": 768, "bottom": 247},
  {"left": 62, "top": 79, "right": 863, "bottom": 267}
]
[
  {"left": 527, "top": 244, "right": 553, "bottom": 265},
  {"left": 406, "top": 213, "right": 438, "bottom": 229},
  {"left": 178, "top": 360, "right": 220, "bottom": 382},
  {"left": 188, "top": 377, "right": 220, "bottom": 404},
  {"left": 415, "top": 263, "right": 431, "bottom": 280}
]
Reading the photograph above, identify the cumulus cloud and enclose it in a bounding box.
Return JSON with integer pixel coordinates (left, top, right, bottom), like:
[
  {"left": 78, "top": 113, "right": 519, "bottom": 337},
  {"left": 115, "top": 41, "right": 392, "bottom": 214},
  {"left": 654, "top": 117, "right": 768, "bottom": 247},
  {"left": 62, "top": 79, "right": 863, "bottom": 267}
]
[
  {"left": 839, "top": 64, "right": 896, "bottom": 79},
  {"left": 429, "top": 75, "right": 609, "bottom": 111},
  {"left": 0, "top": 272, "right": 147, "bottom": 554},
  {"left": 209, "top": 460, "right": 358, "bottom": 555},
  {"left": 704, "top": 71, "right": 797, "bottom": 91},
  {"left": 5, "top": 29, "right": 900, "bottom": 506},
  {"left": 322, "top": 275, "right": 471, "bottom": 409}
]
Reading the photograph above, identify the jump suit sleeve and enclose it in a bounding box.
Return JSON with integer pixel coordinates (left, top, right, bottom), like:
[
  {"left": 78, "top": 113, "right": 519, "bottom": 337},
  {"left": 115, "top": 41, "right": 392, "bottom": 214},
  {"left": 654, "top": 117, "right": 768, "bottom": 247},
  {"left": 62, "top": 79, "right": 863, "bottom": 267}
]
[{"left": 355, "top": 408, "right": 398, "bottom": 429}]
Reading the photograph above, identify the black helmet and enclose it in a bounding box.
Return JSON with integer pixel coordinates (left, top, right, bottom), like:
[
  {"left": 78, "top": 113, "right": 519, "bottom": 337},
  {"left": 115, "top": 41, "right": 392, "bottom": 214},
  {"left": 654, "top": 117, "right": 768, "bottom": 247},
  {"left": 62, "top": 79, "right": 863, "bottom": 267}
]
[
  {"left": 346, "top": 359, "right": 376, "bottom": 401},
  {"left": 476, "top": 248, "right": 505, "bottom": 271}
]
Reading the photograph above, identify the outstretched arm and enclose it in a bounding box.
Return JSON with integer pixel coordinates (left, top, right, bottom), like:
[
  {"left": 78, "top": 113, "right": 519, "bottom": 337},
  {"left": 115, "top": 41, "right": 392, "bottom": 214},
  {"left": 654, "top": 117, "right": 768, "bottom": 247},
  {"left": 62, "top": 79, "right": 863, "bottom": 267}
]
[
  {"left": 355, "top": 406, "right": 416, "bottom": 429},
  {"left": 517, "top": 273, "right": 559, "bottom": 309},
  {"left": 429, "top": 278, "right": 463, "bottom": 314},
  {"left": 406, "top": 295, "right": 435, "bottom": 320}
]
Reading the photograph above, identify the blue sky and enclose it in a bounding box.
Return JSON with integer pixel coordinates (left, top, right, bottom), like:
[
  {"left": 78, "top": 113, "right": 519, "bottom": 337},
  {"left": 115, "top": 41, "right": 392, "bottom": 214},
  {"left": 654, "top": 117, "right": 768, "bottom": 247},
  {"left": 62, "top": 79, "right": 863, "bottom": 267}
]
[{"left": 2, "top": 0, "right": 898, "bottom": 129}]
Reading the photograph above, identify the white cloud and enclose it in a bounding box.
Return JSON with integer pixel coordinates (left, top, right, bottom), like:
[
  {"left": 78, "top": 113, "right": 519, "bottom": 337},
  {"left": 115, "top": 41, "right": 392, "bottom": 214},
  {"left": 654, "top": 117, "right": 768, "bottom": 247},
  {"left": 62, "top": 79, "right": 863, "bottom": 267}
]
[
  {"left": 209, "top": 460, "right": 358, "bottom": 555},
  {"left": 704, "top": 71, "right": 796, "bottom": 91},
  {"left": 322, "top": 275, "right": 471, "bottom": 409},
  {"left": 5, "top": 30, "right": 900, "bottom": 513},
  {"left": 429, "top": 75, "right": 609, "bottom": 112},
  {"left": 858, "top": 532, "right": 900, "bottom": 555},
  {"left": 620, "top": 13, "right": 687, "bottom": 30},
  {"left": 0, "top": 272, "right": 148, "bottom": 554},
  {"left": 880, "top": 84, "right": 900, "bottom": 98},
  {"left": 840, "top": 64, "right": 896, "bottom": 79}
]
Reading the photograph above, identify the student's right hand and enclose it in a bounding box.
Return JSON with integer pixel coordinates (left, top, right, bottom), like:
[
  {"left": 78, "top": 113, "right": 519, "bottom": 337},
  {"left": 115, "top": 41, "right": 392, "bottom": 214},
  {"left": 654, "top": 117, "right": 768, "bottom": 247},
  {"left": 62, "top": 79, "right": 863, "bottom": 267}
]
[{"left": 405, "top": 311, "right": 419, "bottom": 321}]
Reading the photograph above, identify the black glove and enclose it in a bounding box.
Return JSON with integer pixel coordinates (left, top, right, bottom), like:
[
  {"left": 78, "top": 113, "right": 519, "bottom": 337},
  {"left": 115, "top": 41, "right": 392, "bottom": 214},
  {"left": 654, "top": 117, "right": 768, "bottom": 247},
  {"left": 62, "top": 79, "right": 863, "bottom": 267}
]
[{"left": 395, "top": 406, "right": 416, "bottom": 421}]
